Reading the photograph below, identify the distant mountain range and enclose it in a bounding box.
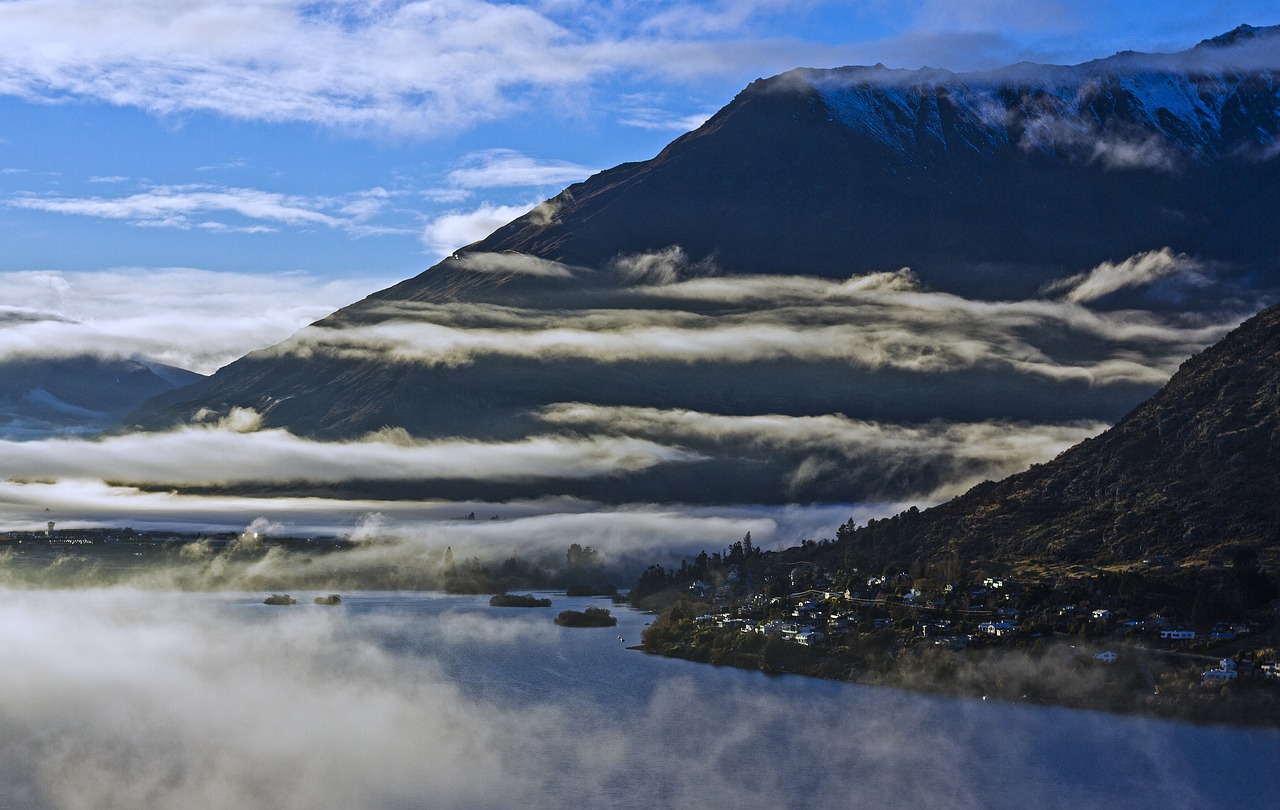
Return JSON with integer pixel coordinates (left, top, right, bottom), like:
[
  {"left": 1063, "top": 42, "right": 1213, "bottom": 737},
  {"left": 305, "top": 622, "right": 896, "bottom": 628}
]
[
  {"left": 116, "top": 26, "right": 1280, "bottom": 505},
  {"left": 824, "top": 301, "right": 1280, "bottom": 569},
  {"left": 1, "top": 357, "right": 202, "bottom": 440}
]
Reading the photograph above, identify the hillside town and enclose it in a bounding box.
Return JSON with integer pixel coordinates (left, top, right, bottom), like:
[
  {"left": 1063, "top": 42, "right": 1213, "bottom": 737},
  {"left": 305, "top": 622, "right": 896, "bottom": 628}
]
[{"left": 634, "top": 539, "right": 1280, "bottom": 724}]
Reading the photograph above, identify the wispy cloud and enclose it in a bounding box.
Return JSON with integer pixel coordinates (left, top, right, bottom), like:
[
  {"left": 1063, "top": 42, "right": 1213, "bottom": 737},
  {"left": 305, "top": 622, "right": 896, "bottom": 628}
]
[
  {"left": 615, "top": 93, "right": 716, "bottom": 131},
  {"left": 7, "top": 184, "right": 409, "bottom": 236},
  {"left": 1043, "top": 248, "right": 1209, "bottom": 303},
  {"left": 445, "top": 149, "right": 595, "bottom": 189}
]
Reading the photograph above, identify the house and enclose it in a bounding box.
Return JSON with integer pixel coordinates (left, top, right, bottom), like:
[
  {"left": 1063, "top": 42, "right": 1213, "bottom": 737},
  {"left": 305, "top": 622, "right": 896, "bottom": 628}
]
[
  {"left": 794, "top": 630, "right": 825, "bottom": 646},
  {"left": 978, "top": 621, "right": 1016, "bottom": 637},
  {"left": 1094, "top": 651, "right": 1118, "bottom": 663},
  {"left": 1160, "top": 629, "right": 1196, "bottom": 640},
  {"left": 1201, "top": 668, "right": 1238, "bottom": 683},
  {"left": 1091, "top": 609, "right": 1113, "bottom": 621}
]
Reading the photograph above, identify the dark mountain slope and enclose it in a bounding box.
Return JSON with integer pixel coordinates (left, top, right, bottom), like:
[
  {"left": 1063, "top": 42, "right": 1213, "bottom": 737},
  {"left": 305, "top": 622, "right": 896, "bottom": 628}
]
[{"left": 829, "top": 303, "right": 1280, "bottom": 568}]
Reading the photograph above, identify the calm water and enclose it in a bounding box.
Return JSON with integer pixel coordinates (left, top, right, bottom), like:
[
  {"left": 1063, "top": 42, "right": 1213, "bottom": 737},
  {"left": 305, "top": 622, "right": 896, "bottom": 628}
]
[{"left": 0, "top": 589, "right": 1275, "bottom": 809}]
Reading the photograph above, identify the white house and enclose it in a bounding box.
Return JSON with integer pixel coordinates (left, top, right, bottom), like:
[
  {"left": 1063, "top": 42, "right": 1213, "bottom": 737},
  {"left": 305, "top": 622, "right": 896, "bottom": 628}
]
[
  {"left": 1201, "top": 668, "right": 1238, "bottom": 683},
  {"left": 794, "top": 630, "right": 825, "bottom": 646},
  {"left": 1094, "top": 651, "right": 1118, "bottom": 663},
  {"left": 1160, "top": 629, "right": 1196, "bottom": 640},
  {"left": 1092, "top": 609, "right": 1113, "bottom": 621}
]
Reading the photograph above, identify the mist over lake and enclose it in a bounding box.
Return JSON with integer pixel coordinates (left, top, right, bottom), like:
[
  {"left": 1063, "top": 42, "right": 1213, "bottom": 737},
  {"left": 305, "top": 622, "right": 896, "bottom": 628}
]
[{"left": 0, "top": 590, "right": 1272, "bottom": 810}]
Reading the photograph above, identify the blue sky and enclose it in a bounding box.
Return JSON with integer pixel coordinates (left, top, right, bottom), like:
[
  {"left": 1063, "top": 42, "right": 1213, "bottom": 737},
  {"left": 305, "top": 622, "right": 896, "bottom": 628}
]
[{"left": 0, "top": 0, "right": 1276, "bottom": 372}]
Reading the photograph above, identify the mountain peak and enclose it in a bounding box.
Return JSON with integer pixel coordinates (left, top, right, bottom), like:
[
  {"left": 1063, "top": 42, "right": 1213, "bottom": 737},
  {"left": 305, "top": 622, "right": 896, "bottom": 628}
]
[{"left": 1196, "top": 23, "right": 1280, "bottom": 49}]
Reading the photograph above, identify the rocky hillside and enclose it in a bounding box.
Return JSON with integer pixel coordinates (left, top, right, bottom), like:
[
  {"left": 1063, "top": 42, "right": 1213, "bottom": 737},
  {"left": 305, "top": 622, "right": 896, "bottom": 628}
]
[{"left": 828, "top": 303, "right": 1280, "bottom": 569}]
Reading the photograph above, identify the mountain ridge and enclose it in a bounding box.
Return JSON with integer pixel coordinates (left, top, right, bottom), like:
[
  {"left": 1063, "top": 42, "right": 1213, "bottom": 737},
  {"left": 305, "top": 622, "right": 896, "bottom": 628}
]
[{"left": 826, "top": 302, "right": 1280, "bottom": 570}]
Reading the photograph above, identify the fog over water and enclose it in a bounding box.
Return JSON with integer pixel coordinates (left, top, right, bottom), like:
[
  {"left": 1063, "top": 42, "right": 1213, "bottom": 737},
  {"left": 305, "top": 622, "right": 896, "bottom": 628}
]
[{"left": 0, "top": 590, "right": 1272, "bottom": 810}]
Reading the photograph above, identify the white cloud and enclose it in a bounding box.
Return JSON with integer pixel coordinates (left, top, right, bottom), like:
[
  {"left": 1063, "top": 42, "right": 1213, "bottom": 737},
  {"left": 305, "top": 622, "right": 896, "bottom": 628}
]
[
  {"left": 421, "top": 201, "right": 539, "bottom": 257},
  {"left": 0, "top": 0, "right": 605, "bottom": 136},
  {"left": 0, "top": 267, "right": 394, "bottom": 372},
  {"left": 445, "top": 149, "right": 595, "bottom": 189},
  {"left": 8, "top": 184, "right": 410, "bottom": 236}
]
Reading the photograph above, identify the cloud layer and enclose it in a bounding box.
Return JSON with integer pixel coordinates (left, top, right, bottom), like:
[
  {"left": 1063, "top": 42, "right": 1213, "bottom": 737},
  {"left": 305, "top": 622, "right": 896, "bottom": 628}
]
[
  {"left": 0, "top": 267, "right": 394, "bottom": 372},
  {"left": 538, "top": 404, "right": 1106, "bottom": 500},
  {"left": 279, "top": 259, "right": 1240, "bottom": 387},
  {"left": 0, "top": 419, "right": 701, "bottom": 486}
]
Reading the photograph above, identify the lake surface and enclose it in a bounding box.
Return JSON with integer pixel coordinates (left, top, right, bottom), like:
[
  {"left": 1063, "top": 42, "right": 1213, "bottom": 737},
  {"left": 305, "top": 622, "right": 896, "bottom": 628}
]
[{"left": 0, "top": 589, "right": 1275, "bottom": 809}]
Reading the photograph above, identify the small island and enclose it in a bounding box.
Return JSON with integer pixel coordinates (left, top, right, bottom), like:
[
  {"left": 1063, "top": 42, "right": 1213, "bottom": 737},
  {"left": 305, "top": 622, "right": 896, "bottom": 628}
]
[
  {"left": 489, "top": 593, "right": 552, "bottom": 608},
  {"left": 555, "top": 606, "right": 618, "bottom": 627},
  {"left": 263, "top": 594, "right": 297, "bottom": 605},
  {"left": 314, "top": 594, "right": 342, "bottom": 605}
]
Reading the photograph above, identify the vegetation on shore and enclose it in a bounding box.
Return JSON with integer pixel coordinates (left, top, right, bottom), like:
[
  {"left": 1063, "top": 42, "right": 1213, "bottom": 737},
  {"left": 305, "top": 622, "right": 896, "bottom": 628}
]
[{"left": 555, "top": 606, "right": 617, "bottom": 627}]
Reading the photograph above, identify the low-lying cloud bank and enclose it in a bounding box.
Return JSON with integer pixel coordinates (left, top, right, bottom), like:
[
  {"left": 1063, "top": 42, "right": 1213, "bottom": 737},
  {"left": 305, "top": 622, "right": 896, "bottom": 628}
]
[
  {"left": 0, "top": 268, "right": 394, "bottom": 372},
  {"left": 539, "top": 404, "right": 1107, "bottom": 500},
  {"left": 0, "top": 420, "right": 701, "bottom": 487},
  {"left": 0, "top": 484, "right": 876, "bottom": 590},
  {"left": 276, "top": 255, "right": 1243, "bottom": 387}
]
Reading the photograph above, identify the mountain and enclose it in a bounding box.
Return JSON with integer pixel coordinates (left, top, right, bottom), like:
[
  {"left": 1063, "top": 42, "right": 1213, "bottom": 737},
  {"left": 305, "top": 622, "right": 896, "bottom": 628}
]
[
  {"left": 117, "top": 27, "right": 1280, "bottom": 505},
  {"left": 0, "top": 357, "right": 203, "bottom": 440},
  {"left": 827, "top": 302, "right": 1280, "bottom": 569},
  {"left": 440, "top": 23, "right": 1280, "bottom": 301}
]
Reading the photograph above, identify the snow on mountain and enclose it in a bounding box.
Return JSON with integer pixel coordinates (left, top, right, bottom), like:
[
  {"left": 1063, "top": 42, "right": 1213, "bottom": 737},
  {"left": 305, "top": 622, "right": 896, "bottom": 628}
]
[{"left": 805, "top": 25, "right": 1280, "bottom": 164}]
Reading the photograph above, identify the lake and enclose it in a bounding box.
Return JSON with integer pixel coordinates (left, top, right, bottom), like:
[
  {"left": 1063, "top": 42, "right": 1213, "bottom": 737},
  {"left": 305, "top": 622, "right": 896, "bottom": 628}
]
[{"left": 0, "top": 589, "right": 1274, "bottom": 809}]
